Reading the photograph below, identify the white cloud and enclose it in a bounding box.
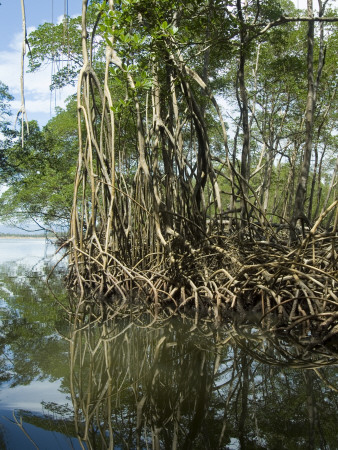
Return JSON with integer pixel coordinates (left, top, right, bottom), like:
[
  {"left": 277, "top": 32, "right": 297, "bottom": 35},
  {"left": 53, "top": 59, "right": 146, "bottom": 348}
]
[
  {"left": 292, "top": 0, "right": 307, "bottom": 8},
  {"left": 0, "top": 53, "right": 21, "bottom": 94},
  {"left": 291, "top": 0, "right": 336, "bottom": 10},
  {"left": 0, "top": 380, "right": 69, "bottom": 413},
  {"left": 12, "top": 98, "right": 54, "bottom": 114},
  {"left": 0, "top": 28, "right": 76, "bottom": 124}
]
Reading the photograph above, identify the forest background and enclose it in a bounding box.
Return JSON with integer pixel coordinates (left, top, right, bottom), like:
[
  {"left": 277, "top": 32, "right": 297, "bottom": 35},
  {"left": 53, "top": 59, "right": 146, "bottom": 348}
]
[{"left": 0, "top": 0, "right": 337, "bottom": 239}]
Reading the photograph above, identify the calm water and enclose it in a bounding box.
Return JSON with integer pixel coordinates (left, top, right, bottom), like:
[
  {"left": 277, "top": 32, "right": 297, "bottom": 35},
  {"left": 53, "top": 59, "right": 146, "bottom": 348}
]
[{"left": 0, "top": 239, "right": 338, "bottom": 449}]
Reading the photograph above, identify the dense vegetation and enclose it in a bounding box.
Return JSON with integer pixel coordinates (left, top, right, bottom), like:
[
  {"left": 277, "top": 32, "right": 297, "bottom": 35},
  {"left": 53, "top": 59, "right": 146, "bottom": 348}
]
[
  {"left": 0, "top": 1, "right": 337, "bottom": 333},
  {"left": 0, "top": 1, "right": 337, "bottom": 232},
  {"left": 0, "top": 98, "right": 77, "bottom": 231}
]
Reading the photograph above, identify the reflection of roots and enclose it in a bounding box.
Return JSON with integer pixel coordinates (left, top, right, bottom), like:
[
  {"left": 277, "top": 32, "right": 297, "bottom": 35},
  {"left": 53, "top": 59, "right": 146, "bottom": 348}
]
[
  {"left": 67, "top": 307, "right": 338, "bottom": 449},
  {"left": 68, "top": 312, "right": 221, "bottom": 449},
  {"left": 230, "top": 321, "right": 338, "bottom": 369}
]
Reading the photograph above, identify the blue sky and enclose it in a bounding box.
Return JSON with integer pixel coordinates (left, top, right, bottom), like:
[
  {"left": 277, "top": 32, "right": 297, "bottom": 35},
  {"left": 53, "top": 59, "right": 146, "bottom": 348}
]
[{"left": 0, "top": 0, "right": 81, "bottom": 127}]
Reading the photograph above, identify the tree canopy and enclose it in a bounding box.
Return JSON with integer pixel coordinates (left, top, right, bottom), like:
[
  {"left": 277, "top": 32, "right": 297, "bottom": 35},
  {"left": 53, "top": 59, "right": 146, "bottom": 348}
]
[
  {"left": 13, "top": 0, "right": 336, "bottom": 233},
  {"left": 0, "top": 96, "right": 78, "bottom": 230}
]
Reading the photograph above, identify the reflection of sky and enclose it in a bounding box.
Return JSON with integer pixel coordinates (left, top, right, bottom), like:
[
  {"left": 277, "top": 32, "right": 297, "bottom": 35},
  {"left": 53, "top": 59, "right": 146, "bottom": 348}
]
[
  {"left": 0, "top": 238, "right": 56, "bottom": 263},
  {"left": 0, "top": 380, "right": 69, "bottom": 413},
  {"left": 0, "top": 239, "right": 66, "bottom": 306},
  {"left": 0, "top": 411, "right": 84, "bottom": 450},
  {"left": 0, "top": 239, "right": 75, "bottom": 448}
]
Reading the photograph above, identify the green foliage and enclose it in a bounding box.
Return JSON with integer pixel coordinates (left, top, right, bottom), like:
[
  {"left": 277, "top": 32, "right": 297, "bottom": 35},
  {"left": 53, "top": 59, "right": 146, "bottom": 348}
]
[
  {"left": 0, "top": 81, "right": 13, "bottom": 128},
  {"left": 27, "top": 4, "right": 103, "bottom": 89},
  {"left": 0, "top": 81, "right": 16, "bottom": 181},
  {"left": 4, "top": 1, "right": 337, "bottom": 233},
  {"left": 0, "top": 98, "right": 78, "bottom": 229}
]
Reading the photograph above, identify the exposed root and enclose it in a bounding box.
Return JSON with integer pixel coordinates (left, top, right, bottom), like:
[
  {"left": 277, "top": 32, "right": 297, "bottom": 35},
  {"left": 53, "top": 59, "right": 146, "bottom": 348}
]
[{"left": 67, "top": 219, "right": 338, "bottom": 345}]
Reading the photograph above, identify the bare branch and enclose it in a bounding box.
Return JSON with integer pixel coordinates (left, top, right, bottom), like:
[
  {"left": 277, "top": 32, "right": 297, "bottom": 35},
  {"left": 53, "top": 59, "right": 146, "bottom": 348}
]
[
  {"left": 15, "top": 0, "right": 29, "bottom": 145},
  {"left": 259, "top": 15, "right": 338, "bottom": 34}
]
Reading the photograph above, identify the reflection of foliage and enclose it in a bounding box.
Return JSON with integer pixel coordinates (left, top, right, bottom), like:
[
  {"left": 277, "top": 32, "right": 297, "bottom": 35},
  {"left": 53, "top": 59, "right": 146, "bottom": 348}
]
[
  {"left": 41, "top": 401, "right": 74, "bottom": 419},
  {"left": 17, "top": 408, "right": 76, "bottom": 435},
  {"left": 0, "top": 259, "right": 69, "bottom": 387},
  {"left": 230, "top": 321, "right": 338, "bottom": 369},
  {"left": 3, "top": 404, "right": 76, "bottom": 437},
  {"left": 221, "top": 323, "right": 338, "bottom": 449},
  {"left": 0, "top": 254, "right": 82, "bottom": 447},
  {"left": 0, "top": 426, "right": 6, "bottom": 450},
  {"left": 69, "top": 311, "right": 338, "bottom": 449}
]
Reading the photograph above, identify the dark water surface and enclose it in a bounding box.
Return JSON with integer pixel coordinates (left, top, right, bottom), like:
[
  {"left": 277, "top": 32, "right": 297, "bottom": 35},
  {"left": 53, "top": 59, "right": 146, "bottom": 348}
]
[{"left": 0, "top": 239, "right": 337, "bottom": 449}]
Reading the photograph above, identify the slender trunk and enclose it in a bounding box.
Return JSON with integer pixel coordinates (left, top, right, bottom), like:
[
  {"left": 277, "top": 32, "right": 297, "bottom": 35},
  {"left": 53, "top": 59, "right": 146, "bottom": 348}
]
[
  {"left": 307, "top": 142, "right": 318, "bottom": 221},
  {"left": 18, "top": 0, "right": 29, "bottom": 143},
  {"left": 307, "top": 0, "right": 327, "bottom": 222},
  {"left": 238, "top": 46, "right": 250, "bottom": 206},
  {"left": 291, "top": 0, "right": 314, "bottom": 239},
  {"left": 237, "top": 0, "right": 250, "bottom": 227}
]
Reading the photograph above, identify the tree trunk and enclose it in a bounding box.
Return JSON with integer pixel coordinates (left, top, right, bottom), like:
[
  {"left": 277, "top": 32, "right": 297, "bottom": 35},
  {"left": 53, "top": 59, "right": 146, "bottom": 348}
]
[
  {"left": 291, "top": 0, "right": 314, "bottom": 240},
  {"left": 237, "top": 1, "right": 250, "bottom": 227}
]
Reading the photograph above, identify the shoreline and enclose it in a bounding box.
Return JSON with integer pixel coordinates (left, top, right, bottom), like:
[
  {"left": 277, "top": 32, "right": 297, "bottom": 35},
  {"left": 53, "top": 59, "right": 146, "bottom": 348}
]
[{"left": 0, "top": 235, "right": 55, "bottom": 239}]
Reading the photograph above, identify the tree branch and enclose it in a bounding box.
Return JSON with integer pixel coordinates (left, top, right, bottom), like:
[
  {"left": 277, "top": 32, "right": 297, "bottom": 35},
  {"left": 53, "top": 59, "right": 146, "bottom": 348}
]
[{"left": 259, "top": 15, "right": 338, "bottom": 35}]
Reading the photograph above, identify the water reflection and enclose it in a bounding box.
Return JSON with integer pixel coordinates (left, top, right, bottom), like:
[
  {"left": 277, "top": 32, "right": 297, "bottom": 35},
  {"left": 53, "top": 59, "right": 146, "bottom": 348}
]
[
  {"left": 0, "top": 238, "right": 54, "bottom": 262},
  {"left": 0, "top": 239, "right": 77, "bottom": 449},
  {"left": 0, "top": 239, "right": 338, "bottom": 449},
  {"left": 68, "top": 313, "right": 338, "bottom": 449}
]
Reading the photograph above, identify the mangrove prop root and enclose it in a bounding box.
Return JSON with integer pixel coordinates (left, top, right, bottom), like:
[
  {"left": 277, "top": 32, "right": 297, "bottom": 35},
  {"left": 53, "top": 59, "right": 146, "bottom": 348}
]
[{"left": 68, "top": 217, "right": 338, "bottom": 344}]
